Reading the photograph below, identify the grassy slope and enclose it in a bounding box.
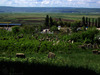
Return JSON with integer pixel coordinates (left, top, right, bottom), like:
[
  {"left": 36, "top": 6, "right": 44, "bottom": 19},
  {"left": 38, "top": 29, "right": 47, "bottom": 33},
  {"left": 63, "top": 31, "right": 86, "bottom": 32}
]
[
  {"left": 0, "top": 13, "right": 100, "bottom": 74},
  {"left": 0, "top": 52, "right": 100, "bottom": 74}
]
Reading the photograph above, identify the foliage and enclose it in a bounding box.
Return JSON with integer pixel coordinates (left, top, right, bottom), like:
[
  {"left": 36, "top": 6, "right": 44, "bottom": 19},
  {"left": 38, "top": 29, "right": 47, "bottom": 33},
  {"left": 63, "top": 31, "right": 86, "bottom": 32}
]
[
  {"left": 94, "top": 34, "right": 100, "bottom": 44},
  {"left": 71, "top": 21, "right": 81, "bottom": 32},
  {"left": 50, "top": 26, "right": 58, "bottom": 31},
  {"left": 1, "top": 13, "right": 100, "bottom": 75},
  {"left": 63, "top": 27, "right": 99, "bottom": 43},
  {"left": 21, "top": 25, "right": 35, "bottom": 34},
  {"left": 45, "top": 15, "right": 49, "bottom": 28},
  {"left": 12, "top": 26, "right": 20, "bottom": 34}
]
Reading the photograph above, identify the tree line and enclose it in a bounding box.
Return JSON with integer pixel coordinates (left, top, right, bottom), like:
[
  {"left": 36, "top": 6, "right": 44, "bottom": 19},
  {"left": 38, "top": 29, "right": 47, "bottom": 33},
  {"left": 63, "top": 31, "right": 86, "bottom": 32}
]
[
  {"left": 82, "top": 16, "right": 100, "bottom": 27},
  {"left": 45, "top": 15, "right": 100, "bottom": 29},
  {"left": 45, "top": 15, "right": 80, "bottom": 28}
]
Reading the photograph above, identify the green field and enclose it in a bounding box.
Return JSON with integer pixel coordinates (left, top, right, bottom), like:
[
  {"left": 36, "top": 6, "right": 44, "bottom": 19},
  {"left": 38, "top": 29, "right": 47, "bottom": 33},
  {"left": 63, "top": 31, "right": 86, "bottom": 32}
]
[
  {"left": 0, "top": 13, "right": 100, "bottom": 25},
  {"left": 0, "top": 13, "right": 100, "bottom": 75}
]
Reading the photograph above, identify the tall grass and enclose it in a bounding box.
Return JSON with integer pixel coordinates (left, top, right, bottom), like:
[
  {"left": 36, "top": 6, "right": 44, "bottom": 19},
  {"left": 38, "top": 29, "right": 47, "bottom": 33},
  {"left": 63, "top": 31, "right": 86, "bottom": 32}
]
[{"left": 0, "top": 27, "right": 100, "bottom": 74}]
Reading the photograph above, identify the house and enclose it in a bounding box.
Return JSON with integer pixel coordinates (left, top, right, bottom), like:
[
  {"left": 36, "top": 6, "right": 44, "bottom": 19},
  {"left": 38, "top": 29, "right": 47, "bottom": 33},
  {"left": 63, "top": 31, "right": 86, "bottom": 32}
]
[
  {"left": 58, "top": 26, "right": 61, "bottom": 30},
  {"left": 41, "top": 29, "right": 53, "bottom": 34}
]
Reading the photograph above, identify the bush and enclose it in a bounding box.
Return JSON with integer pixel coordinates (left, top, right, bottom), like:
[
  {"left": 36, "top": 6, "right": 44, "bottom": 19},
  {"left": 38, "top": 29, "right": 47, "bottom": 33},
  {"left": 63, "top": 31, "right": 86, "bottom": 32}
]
[
  {"left": 50, "top": 26, "right": 58, "bottom": 31},
  {"left": 39, "top": 41, "right": 53, "bottom": 53},
  {"left": 62, "top": 27, "right": 99, "bottom": 43},
  {"left": 12, "top": 26, "right": 20, "bottom": 34},
  {"left": 71, "top": 21, "right": 80, "bottom": 32},
  {"left": 81, "top": 27, "right": 99, "bottom": 43},
  {"left": 21, "top": 25, "right": 35, "bottom": 34},
  {"left": 94, "top": 35, "right": 100, "bottom": 44}
]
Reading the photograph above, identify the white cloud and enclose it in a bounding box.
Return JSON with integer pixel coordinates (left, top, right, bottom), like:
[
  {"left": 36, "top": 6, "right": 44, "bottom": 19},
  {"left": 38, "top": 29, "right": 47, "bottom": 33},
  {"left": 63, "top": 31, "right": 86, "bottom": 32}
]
[
  {"left": 97, "top": 1, "right": 100, "bottom": 4},
  {"left": 0, "top": 0, "right": 100, "bottom": 8},
  {"left": 41, "top": 0, "right": 50, "bottom": 4}
]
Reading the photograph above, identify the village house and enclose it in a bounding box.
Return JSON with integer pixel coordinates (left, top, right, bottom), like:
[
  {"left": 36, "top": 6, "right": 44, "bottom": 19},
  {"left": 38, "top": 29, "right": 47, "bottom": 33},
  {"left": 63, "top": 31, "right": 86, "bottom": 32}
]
[{"left": 41, "top": 29, "right": 53, "bottom": 34}]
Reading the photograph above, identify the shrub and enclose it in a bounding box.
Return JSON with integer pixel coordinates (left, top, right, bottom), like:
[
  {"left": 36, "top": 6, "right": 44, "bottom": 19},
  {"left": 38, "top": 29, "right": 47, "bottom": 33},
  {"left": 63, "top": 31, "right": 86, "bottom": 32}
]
[
  {"left": 62, "top": 27, "right": 99, "bottom": 43},
  {"left": 94, "top": 35, "right": 100, "bottom": 44},
  {"left": 21, "top": 25, "right": 35, "bottom": 34},
  {"left": 39, "top": 41, "right": 53, "bottom": 53},
  {"left": 12, "top": 26, "right": 20, "bottom": 34},
  {"left": 50, "top": 26, "right": 58, "bottom": 31},
  {"left": 81, "top": 27, "right": 99, "bottom": 43}
]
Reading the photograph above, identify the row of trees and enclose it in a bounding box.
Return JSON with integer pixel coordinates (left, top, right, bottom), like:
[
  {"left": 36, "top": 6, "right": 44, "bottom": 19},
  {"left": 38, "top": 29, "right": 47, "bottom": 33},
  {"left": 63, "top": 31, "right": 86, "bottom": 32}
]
[
  {"left": 45, "top": 15, "right": 66, "bottom": 28},
  {"left": 45, "top": 15, "right": 54, "bottom": 28},
  {"left": 45, "top": 15, "right": 100, "bottom": 30},
  {"left": 82, "top": 17, "right": 100, "bottom": 27}
]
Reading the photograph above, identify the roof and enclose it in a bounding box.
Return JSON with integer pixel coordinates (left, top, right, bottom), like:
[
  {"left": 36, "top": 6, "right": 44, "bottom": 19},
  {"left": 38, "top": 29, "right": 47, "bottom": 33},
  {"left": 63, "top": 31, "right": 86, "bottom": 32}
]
[{"left": 0, "top": 23, "right": 21, "bottom": 26}]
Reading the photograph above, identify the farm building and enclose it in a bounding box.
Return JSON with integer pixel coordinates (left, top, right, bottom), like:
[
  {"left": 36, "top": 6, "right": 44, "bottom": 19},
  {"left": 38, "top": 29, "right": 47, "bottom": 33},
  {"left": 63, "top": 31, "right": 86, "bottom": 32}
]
[
  {"left": 0, "top": 23, "right": 21, "bottom": 27},
  {"left": 0, "top": 23, "right": 22, "bottom": 31}
]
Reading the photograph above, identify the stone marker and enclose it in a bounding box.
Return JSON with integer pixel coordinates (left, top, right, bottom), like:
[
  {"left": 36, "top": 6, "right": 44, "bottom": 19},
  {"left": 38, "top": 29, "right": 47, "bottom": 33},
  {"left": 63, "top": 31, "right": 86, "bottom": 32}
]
[
  {"left": 48, "top": 52, "right": 56, "bottom": 58},
  {"left": 92, "top": 50, "right": 98, "bottom": 54},
  {"left": 16, "top": 53, "right": 25, "bottom": 58},
  {"left": 98, "top": 51, "right": 100, "bottom": 54}
]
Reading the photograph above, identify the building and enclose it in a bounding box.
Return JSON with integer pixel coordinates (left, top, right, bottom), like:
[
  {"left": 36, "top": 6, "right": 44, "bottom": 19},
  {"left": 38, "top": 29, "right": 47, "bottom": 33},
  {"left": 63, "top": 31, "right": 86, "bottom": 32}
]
[
  {"left": 41, "top": 29, "right": 53, "bottom": 34},
  {"left": 58, "top": 26, "right": 61, "bottom": 30},
  {"left": 0, "top": 23, "right": 21, "bottom": 27},
  {"left": 0, "top": 23, "right": 22, "bottom": 31}
]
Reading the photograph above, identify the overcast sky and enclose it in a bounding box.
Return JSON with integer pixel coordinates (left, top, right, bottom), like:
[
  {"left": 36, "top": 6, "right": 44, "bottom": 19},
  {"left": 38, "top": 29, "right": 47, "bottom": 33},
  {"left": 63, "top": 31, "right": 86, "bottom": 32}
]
[{"left": 0, "top": 0, "right": 100, "bottom": 8}]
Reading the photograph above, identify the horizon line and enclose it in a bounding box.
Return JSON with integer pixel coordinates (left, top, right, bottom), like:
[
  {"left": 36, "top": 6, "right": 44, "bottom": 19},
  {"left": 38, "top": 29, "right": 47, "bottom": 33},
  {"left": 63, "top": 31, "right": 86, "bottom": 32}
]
[{"left": 0, "top": 6, "right": 100, "bottom": 9}]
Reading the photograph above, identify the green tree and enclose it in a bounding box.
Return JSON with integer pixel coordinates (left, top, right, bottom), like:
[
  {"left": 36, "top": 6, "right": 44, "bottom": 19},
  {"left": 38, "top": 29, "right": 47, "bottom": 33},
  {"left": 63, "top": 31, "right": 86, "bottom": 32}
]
[
  {"left": 92, "top": 18, "right": 95, "bottom": 27},
  {"left": 98, "top": 17, "right": 100, "bottom": 27},
  {"left": 50, "top": 17, "right": 53, "bottom": 27},
  {"left": 12, "top": 26, "right": 20, "bottom": 34},
  {"left": 95, "top": 19, "right": 98, "bottom": 27},
  {"left": 88, "top": 18, "right": 91, "bottom": 27},
  {"left": 82, "top": 16, "right": 85, "bottom": 27},
  {"left": 53, "top": 21, "right": 58, "bottom": 27},
  {"left": 51, "top": 26, "right": 58, "bottom": 31},
  {"left": 59, "top": 18, "right": 64, "bottom": 27},
  {"left": 86, "top": 17, "right": 88, "bottom": 27},
  {"left": 71, "top": 21, "right": 79, "bottom": 32},
  {"left": 45, "top": 15, "right": 49, "bottom": 28}
]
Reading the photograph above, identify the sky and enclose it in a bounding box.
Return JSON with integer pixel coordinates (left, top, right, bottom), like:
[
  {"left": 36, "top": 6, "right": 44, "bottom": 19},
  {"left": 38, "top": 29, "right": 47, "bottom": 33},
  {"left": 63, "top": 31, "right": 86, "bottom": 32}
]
[{"left": 0, "top": 0, "right": 100, "bottom": 8}]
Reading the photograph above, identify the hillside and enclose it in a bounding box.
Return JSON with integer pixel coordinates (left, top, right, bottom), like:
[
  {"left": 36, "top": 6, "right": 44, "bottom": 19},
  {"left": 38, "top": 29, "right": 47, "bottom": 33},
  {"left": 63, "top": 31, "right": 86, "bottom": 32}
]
[{"left": 0, "top": 6, "right": 100, "bottom": 13}]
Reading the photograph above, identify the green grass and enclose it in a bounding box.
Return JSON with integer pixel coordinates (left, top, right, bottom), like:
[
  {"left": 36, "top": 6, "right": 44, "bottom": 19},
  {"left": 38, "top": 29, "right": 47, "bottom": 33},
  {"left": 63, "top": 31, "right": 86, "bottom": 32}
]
[
  {"left": 0, "top": 52, "right": 100, "bottom": 74},
  {"left": 0, "top": 13, "right": 100, "bottom": 74},
  {"left": 0, "top": 13, "right": 100, "bottom": 21}
]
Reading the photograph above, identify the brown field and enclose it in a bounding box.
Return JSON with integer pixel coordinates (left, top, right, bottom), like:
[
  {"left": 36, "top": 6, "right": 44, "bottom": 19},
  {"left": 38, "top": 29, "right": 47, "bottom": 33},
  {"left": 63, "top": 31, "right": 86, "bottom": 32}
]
[
  {"left": 16, "top": 17, "right": 75, "bottom": 24},
  {"left": 54, "top": 18, "right": 75, "bottom": 22}
]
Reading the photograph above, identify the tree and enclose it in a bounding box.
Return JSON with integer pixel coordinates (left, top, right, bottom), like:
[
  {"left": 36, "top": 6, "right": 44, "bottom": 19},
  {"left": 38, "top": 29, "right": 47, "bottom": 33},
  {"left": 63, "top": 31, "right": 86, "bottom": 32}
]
[
  {"left": 92, "top": 18, "right": 95, "bottom": 27},
  {"left": 50, "top": 17, "right": 53, "bottom": 27},
  {"left": 12, "top": 26, "right": 20, "bottom": 34},
  {"left": 88, "top": 18, "right": 91, "bottom": 27},
  {"left": 95, "top": 19, "right": 98, "bottom": 27},
  {"left": 45, "top": 15, "right": 49, "bottom": 28},
  {"left": 50, "top": 26, "right": 58, "bottom": 31},
  {"left": 59, "top": 18, "right": 64, "bottom": 26},
  {"left": 98, "top": 17, "right": 100, "bottom": 27},
  {"left": 86, "top": 17, "right": 88, "bottom": 27},
  {"left": 71, "top": 21, "right": 79, "bottom": 32},
  {"left": 82, "top": 16, "right": 85, "bottom": 27},
  {"left": 53, "top": 21, "right": 58, "bottom": 27}
]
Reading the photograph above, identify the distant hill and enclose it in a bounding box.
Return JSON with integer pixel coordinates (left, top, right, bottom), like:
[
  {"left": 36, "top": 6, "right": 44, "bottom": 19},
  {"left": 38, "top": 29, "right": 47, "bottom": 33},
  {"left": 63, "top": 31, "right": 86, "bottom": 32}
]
[{"left": 0, "top": 6, "right": 100, "bottom": 13}]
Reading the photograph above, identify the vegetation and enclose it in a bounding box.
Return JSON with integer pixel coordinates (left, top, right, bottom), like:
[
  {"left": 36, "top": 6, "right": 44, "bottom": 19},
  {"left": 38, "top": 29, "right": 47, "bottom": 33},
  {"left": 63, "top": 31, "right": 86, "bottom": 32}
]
[
  {"left": 0, "top": 13, "right": 100, "bottom": 75},
  {"left": 82, "top": 16, "right": 100, "bottom": 27}
]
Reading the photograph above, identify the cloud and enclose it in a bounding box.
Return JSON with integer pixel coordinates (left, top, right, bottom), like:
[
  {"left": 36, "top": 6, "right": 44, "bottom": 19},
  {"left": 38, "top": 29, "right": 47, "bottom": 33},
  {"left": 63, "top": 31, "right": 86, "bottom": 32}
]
[
  {"left": 97, "top": 1, "right": 100, "bottom": 4},
  {"left": 0, "top": 0, "right": 100, "bottom": 8}
]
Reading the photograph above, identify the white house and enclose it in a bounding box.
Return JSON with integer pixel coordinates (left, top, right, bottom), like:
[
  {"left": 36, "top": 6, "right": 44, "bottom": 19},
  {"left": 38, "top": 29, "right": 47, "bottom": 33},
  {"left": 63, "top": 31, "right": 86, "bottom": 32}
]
[
  {"left": 41, "top": 29, "right": 53, "bottom": 34},
  {"left": 58, "top": 26, "right": 61, "bottom": 30}
]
